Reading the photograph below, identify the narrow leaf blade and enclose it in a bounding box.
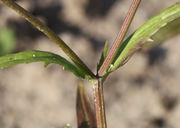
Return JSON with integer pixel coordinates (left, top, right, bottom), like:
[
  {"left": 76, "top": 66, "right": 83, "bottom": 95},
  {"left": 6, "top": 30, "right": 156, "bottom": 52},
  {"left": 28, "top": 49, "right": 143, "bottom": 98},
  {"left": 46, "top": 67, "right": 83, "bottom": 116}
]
[
  {"left": 76, "top": 81, "right": 96, "bottom": 128},
  {"left": 109, "top": 3, "right": 180, "bottom": 73},
  {"left": 143, "top": 17, "right": 180, "bottom": 50},
  {"left": 97, "top": 41, "right": 109, "bottom": 71},
  {"left": 0, "top": 50, "right": 85, "bottom": 79}
]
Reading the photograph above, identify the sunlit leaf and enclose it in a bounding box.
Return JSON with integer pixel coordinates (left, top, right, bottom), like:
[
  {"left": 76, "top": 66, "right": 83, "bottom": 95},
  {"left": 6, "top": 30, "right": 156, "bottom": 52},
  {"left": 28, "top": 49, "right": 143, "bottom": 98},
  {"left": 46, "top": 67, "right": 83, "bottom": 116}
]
[
  {"left": 108, "top": 3, "right": 180, "bottom": 73},
  {"left": 143, "top": 17, "right": 180, "bottom": 50}
]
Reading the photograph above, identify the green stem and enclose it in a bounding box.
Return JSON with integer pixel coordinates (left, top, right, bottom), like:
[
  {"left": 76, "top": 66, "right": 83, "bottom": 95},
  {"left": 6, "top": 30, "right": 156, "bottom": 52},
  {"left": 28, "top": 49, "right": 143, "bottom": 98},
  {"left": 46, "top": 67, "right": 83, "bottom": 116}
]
[
  {"left": 98, "top": 0, "right": 141, "bottom": 77},
  {"left": 93, "top": 79, "right": 107, "bottom": 128},
  {"left": 1, "top": 0, "right": 96, "bottom": 79}
]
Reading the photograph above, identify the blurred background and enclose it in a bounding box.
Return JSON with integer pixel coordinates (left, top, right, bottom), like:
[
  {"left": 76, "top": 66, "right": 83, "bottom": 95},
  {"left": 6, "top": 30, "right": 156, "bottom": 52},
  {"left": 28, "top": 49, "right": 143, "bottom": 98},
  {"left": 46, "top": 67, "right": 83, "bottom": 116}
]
[{"left": 0, "top": 0, "right": 180, "bottom": 128}]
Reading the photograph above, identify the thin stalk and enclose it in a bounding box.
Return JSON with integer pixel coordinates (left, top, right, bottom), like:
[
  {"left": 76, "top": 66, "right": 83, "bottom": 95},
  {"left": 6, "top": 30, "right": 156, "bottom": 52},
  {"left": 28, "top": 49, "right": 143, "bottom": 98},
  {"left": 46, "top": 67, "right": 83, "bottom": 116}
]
[
  {"left": 1, "top": 0, "right": 96, "bottom": 79},
  {"left": 98, "top": 0, "right": 141, "bottom": 77},
  {"left": 93, "top": 79, "right": 107, "bottom": 128}
]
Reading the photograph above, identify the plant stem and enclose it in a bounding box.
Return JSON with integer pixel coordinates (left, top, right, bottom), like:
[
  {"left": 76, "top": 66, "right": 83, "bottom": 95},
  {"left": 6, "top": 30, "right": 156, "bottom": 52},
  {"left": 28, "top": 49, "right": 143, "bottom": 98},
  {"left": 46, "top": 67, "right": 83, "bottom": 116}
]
[
  {"left": 93, "top": 79, "right": 107, "bottom": 128},
  {"left": 1, "top": 0, "right": 96, "bottom": 79},
  {"left": 98, "top": 0, "right": 141, "bottom": 77}
]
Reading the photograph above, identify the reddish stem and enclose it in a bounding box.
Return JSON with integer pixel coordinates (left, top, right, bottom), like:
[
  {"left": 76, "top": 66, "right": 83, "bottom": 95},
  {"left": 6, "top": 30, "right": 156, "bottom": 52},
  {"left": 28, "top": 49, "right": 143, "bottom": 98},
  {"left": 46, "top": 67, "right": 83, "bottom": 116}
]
[
  {"left": 98, "top": 0, "right": 141, "bottom": 77},
  {"left": 93, "top": 79, "right": 107, "bottom": 128}
]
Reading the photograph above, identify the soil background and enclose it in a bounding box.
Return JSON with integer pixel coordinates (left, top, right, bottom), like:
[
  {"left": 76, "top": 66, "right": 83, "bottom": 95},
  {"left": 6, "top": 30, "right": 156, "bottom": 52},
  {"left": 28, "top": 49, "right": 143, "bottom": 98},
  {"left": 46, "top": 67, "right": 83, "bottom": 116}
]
[{"left": 0, "top": 0, "right": 180, "bottom": 128}]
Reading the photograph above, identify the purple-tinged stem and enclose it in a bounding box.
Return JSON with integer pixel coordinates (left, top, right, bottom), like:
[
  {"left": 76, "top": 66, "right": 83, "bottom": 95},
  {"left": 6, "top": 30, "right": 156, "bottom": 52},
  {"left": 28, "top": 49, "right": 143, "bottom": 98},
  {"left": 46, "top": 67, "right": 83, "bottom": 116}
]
[
  {"left": 98, "top": 0, "right": 141, "bottom": 77},
  {"left": 93, "top": 79, "right": 107, "bottom": 128}
]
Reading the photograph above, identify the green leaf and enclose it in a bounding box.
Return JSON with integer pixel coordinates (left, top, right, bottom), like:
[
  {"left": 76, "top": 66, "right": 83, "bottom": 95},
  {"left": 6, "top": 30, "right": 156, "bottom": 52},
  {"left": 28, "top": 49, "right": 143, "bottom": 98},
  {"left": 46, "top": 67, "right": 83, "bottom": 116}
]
[
  {"left": 0, "top": 0, "right": 96, "bottom": 80},
  {"left": 0, "top": 50, "right": 85, "bottom": 79},
  {"left": 76, "top": 81, "right": 96, "bottom": 128},
  {"left": 97, "top": 41, "right": 109, "bottom": 71},
  {"left": 109, "top": 3, "right": 180, "bottom": 73},
  {"left": 143, "top": 17, "right": 180, "bottom": 50}
]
